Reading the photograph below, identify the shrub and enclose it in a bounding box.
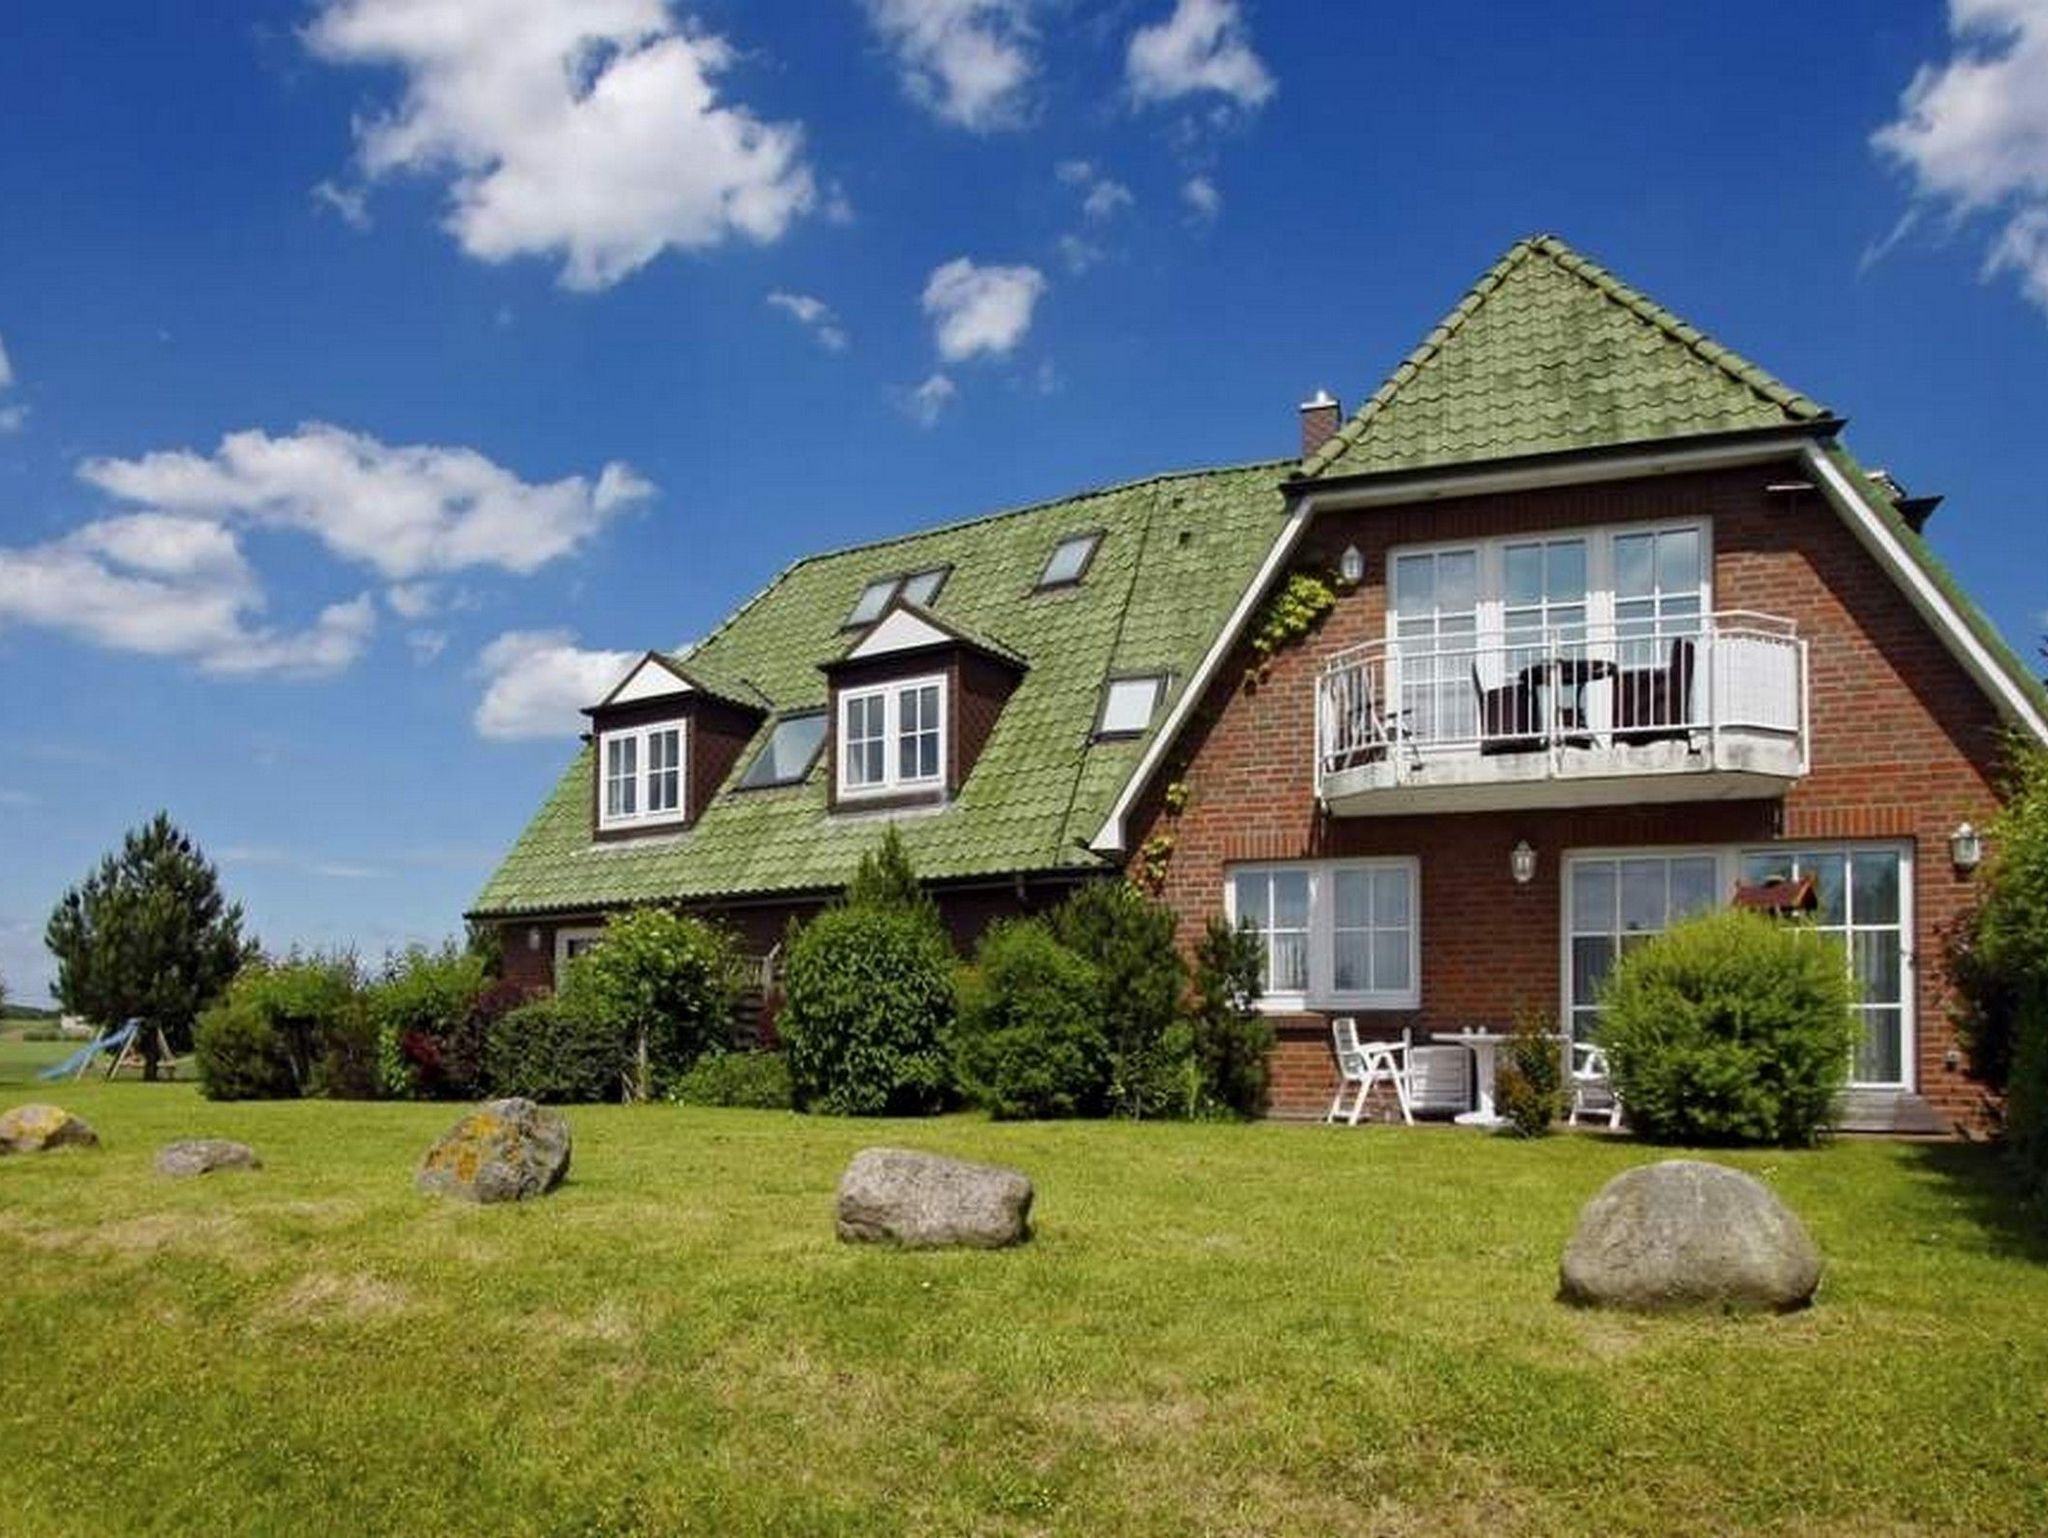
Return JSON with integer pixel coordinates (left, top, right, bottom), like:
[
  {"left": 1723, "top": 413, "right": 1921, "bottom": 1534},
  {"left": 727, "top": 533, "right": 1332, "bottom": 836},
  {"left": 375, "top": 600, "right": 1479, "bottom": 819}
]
[
  {"left": 1184, "top": 917, "right": 1273, "bottom": 1119},
  {"left": 845, "top": 826, "right": 942, "bottom": 928},
  {"left": 780, "top": 904, "right": 954, "bottom": 1115},
  {"left": 563, "top": 909, "right": 739, "bottom": 1099},
  {"left": 670, "top": 1051, "right": 794, "bottom": 1110},
  {"left": 195, "top": 954, "right": 368, "bottom": 1100},
  {"left": 369, "top": 944, "right": 491, "bottom": 1100},
  {"left": 1599, "top": 908, "right": 1857, "bottom": 1147},
  {"left": 953, "top": 920, "right": 1109, "bottom": 1119},
  {"left": 483, "top": 996, "right": 632, "bottom": 1104},
  {"left": 1494, "top": 1006, "right": 1564, "bottom": 1138},
  {"left": 1049, "top": 882, "right": 1186, "bottom": 1117}
]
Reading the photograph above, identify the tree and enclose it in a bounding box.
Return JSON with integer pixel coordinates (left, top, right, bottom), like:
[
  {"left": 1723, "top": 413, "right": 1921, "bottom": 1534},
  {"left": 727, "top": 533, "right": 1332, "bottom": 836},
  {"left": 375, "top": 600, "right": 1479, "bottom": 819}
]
[
  {"left": 1048, "top": 882, "right": 1186, "bottom": 1116},
  {"left": 45, "top": 813, "right": 250, "bottom": 1078},
  {"left": 844, "top": 826, "right": 942, "bottom": 928}
]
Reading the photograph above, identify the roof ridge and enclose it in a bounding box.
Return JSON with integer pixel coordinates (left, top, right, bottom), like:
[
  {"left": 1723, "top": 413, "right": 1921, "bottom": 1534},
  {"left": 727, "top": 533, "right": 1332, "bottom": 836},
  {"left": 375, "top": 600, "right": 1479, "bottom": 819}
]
[{"left": 1297, "top": 233, "right": 1828, "bottom": 480}]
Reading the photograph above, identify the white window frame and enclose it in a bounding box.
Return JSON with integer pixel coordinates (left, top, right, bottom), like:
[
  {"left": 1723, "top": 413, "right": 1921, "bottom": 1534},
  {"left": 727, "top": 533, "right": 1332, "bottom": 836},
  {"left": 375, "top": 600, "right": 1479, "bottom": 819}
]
[
  {"left": 1224, "top": 857, "right": 1421, "bottom": 1013},
  {"left": 837, "top": 673, "right": 948, "bottom": 800},
  {"left": 596, "top": 720, "right": 689, "bottom": 831},
  {"left": 554, "top": 926, "right": 604, "bottom": 984},
  {"left": 1388, "top": 518, "right": 1712, "bottom": 653},
  {"left": 1095, "top": 674, "right": 1166, "bottom": 738},
  {"left": 1559, "top": 840, "right": 1915, "bottom": 1090}
]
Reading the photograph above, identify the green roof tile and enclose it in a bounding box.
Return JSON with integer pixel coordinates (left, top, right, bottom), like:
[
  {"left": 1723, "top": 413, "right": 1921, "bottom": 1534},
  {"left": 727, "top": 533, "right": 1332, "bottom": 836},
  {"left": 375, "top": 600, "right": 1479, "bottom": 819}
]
[
  {"left": 1299, "top": 234, "right": 1829, "bottom": 481},
  {"left": 471, "top": 462, "right": 1290, "bottom": 917}
]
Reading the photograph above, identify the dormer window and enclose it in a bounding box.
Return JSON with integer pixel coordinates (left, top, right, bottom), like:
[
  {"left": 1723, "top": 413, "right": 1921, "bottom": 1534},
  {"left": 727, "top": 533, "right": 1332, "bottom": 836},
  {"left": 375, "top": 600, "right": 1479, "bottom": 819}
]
[
  {"left": 839, "top": 675, "right": 946, "bottom": 799},
  {"left": 598, "top": 721, "right": 687, "bottom": 830},
  {"left": 1095, "top": 674, "right": 1166, "bottom": 738},
  {"left": 1036, "top": 531, "right": 1101, "bottom": 590}
]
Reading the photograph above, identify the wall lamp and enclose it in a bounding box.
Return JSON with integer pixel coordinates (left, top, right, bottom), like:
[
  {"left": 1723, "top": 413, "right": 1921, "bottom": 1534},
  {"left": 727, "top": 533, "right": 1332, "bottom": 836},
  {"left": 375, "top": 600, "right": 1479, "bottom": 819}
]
[
  {"left": 1511, "top": 839, "right": 1538, "bottom": 886},
  {"left": 1950, "top": 821, "right": 1983, "bottom": 874}
]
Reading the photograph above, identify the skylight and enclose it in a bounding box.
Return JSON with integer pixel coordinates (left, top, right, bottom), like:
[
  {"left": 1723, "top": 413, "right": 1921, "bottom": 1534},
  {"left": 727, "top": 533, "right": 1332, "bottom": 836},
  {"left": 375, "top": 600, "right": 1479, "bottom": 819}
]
[
  {"left": 1097, "top": 675, "right": 1165, "bottom": 737},
  {"left": 738, "top": 712, "right": 829, "bottom": 789},
  {"left": 1037, "top": 531, "right": 1100, "bottom": 589},
  {"left": 844, "top": 578, "right": 899, "bottom": 628},
  {"left": 900, "top": 566, "right": 949, "bottom": 608}
]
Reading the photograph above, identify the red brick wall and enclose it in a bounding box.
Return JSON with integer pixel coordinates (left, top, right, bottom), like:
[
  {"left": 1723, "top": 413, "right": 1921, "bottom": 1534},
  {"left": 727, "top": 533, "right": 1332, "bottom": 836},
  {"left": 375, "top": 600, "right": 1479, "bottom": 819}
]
[{"left": 1134, "top": 461, "right": 2012, "bottom": 1127}]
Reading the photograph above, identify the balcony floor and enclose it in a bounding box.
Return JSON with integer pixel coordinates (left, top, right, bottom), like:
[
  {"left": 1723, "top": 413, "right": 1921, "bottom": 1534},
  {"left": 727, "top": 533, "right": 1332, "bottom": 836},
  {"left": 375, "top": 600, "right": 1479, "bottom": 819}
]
[{"left": 1321, "top": 730, "right": 1802, "bottom": 817}]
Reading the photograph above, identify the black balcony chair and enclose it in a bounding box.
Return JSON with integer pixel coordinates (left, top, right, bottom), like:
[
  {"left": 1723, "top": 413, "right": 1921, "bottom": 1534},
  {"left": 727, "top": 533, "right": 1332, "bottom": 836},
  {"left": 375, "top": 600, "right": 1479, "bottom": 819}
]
[
  {"left": 1471, "top": 661, "right": 1542, "bottom": 754},
  {"left": 1613, "top": 636, "right": 1697, "bottom": 744}
]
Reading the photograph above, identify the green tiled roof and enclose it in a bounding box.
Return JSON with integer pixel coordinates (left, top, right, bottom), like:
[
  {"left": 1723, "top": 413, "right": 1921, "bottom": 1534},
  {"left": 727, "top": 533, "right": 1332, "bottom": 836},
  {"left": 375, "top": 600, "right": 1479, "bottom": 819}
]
[
  {"left": 1300, "top": 233, "right": 1830, "bottom": 481},
  {"left": 472, "top": 462, "right": 1290, "bottom": 917}
]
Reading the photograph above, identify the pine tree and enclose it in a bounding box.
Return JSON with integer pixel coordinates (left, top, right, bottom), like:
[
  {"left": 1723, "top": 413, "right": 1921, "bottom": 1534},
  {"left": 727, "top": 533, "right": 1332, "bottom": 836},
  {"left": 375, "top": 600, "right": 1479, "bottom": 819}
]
[{"left": 45, "top": 813, "right": 250, "bottom": 1078}]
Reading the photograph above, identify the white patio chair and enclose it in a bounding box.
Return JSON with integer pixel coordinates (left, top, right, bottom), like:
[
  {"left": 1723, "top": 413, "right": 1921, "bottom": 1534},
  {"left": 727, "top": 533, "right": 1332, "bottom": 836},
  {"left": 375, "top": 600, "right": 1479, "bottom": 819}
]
[
  {"left": 1327, "top": 1017, "right": 1415, "bottom": 1127},
  {"left": 1567, "top": 1041, "right": 1623, "bottom": 1130}
]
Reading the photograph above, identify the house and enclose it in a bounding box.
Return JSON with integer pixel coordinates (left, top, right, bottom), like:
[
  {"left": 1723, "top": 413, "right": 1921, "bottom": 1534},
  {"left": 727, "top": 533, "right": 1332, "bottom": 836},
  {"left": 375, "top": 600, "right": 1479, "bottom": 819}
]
[{"left": 473, "top": 234, "right": 2047, "bottom": 1133}]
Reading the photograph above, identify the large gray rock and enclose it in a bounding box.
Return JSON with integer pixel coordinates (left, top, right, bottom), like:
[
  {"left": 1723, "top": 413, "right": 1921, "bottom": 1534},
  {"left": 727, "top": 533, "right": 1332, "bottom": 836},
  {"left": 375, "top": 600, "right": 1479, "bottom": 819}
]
[
  {"left": 836, "top": 1147, "right": 1033, "bottom": 1249},
  {"left": 1560, "top": 1159, "right": 1821, "bottom": 1313},
  {"left": 155, "top": 1138, "right": 261, "bottom": 1178},
  {"left": 0, "top": 1103, "right": 99, "bottom": 1154},
  {"left": 416, "top": 1098, "right": 571, "bottom": 1204}
]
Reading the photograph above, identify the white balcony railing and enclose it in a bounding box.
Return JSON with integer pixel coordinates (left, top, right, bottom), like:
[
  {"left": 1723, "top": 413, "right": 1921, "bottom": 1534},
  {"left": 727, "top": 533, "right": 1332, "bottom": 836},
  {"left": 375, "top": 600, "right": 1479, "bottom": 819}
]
[{"left": 1315, "top": 612, "right": 1807, "bottom": 801}]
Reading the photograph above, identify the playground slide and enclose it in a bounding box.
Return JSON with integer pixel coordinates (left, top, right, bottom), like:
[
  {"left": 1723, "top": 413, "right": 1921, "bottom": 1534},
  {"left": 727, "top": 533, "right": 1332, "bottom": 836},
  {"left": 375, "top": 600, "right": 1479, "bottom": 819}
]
[{"left": 35, "top": 1021, "right": 138, "bottom": 1082}]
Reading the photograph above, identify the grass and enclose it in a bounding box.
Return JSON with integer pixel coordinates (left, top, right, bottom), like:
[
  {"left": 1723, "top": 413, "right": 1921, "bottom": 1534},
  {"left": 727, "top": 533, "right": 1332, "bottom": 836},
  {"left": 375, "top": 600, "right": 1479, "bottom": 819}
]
[
  {"left": 0, "top": 1022, "right": 73, "bottom": 1084},
  {"left": 2, "top": 1086, "right": 2045, "bottom": 1537}
]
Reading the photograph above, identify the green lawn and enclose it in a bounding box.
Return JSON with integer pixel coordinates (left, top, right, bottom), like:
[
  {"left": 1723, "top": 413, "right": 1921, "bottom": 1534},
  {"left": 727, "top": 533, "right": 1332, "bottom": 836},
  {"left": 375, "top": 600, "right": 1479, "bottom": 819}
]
[
  {"left": 0, "top": 1024, "right": 73, "bottom": 1085},
  {"left": 2, "top": 1086, "right": 2043, "bottom": 1537}
]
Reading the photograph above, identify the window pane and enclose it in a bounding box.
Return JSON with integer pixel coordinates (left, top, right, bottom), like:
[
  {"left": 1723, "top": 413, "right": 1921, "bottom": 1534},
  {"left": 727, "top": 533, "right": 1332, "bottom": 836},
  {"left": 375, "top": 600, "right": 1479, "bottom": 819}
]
[
  {"left": 847, "top": 578, "right": 898, "bottom": 626},
  {"left": 1371, "top": 931, "right": 1410, "bottom": 993},
  {"left": 1851, "top": 851, "right": 1901, "bottom": 926},
  {"left": 1100, "top": 676, "right": 1163, "bottom": 734},
  {"left": 1039, "top": 533, "right": 1099, "bottom": 587},
  {"left": 1615, "top": 533, "right": 1653, "bottom": 597},
  {"left": 1741, "top": 851, "right": 1792, "bottom": 887},
  {"left": 1856, "top": 1007, "right": 1904, "bottom": 1084},
  {"left": 1548, "top": 540, "right": 1587, "bottom": 602},
  {"left": 1572, "top": 937, "right": 1614, "bottom": 1007},
  {"left": 1504, "top": 544, "right": 1542, "bottom": 605},
  {"left": 1853, "top": 931, "right": 1903, "bottom": 1005},
  {"left": 1806, "top": 853, "right": 1847, "bottom": 925},
  {"left": 1571, "top": 861, "right": 1615, "bottom": 933},
  {"left": 901, "top": 568, "right": 947, "bottom": 607},
  {"left": 1394, "top": 553, "right": 1433, "bottom": 611},
  {"left": 1658, "top": 527, "right": 1701, "bottom": 592},
  {"left": 1619, "top": 859, "right": 1666, "bottom": 932},
  {"left": 1372, "top": 867, "right": 1410, "bottom": 927},
  {"left": 1333, "top": 930, "right": 1368, "bottom": 992},
  {"left": 1232, "top": 872, "right": 1269, "bottom": 930},
  {"left": 1270, "top": 933, "right": 1309, "bottom": 994},
  {"left": 1273, "top": 871, "right": 1310, "bottom": 931},
  {"left": 1438, "top": 550, "right": 1478, "bottom": 609},
  {"left": 741, "top": 714, "right": 828, "bottom": 788},
  {"left": 1333, "top": 869, "right": 1369, "bottom": 930},
  {"left": 1670, "top": 857, "right": 1720, "bottom": 919}
]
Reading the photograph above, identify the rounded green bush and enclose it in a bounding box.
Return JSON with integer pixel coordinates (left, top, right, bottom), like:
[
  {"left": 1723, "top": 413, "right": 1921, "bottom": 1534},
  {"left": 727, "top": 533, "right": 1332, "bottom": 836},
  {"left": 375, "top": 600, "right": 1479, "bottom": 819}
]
[
  {"left": 779, "top": 904, "right": 954, "bottom": 1116},
  {"left": 562, "top": 908, "right": 739, "bottom": 1098},
  {"left": 953, "top": 919, "right": 1109, "bottom": 1120},
  {"left": 670, "top": 1051, "right": 794, "bottom": 1110},
  {"left": 1599, "top": 907, "right": 1858, "bottom": 1147},
  {"left": 194, "top": 996, "right": 297, "bottom": 1100},
  {"left": 483, "top": 996, "right": 632, "bottom": 1103},
  {"left": 195, "top": 955, "right": 366, "bottom": 1101}
]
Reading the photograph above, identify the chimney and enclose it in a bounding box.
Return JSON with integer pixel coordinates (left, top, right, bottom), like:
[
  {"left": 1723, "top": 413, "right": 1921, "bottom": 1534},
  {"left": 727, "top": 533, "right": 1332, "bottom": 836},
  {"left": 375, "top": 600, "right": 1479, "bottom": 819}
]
[{"left": 1299, "top": 388, "right": 1341, "bottom": 460}]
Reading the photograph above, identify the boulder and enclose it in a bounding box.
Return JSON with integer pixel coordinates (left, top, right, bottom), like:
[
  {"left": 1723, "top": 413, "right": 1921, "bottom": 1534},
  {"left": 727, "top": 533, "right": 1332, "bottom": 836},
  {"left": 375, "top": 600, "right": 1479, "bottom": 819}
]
[
  {"left": 416, "top": 1098, "right": 571, "bottom": 1203},
  {"left": 835, "top": 1147, "right": 1033, "bottom": 1249},
  {"left": 1559, "top": 1158, "right": 1821, "bottom": 1313},
  {"left": 155, "top": 1139, "right": 261, "bottom": 1178},
  {"left": 0, "top": 1103, "right": 99, "bottom": 1154}
]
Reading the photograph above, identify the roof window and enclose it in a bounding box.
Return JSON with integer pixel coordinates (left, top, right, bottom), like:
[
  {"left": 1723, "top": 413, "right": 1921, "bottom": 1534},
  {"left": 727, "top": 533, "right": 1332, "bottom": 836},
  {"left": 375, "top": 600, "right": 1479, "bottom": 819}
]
[
  {"left": 844, "top": 578, "right": 899, "bottom": 628},
  {"left": 738, "top": 712, "right": 829, "bottom": 789},
  {"left": 1096, "top": 675, "right": 1166, "bottom": 738},
  {"left": 900, "top": 566, "right": 949, "bottom": 608},
  {"left": 1036, "top": 531, "right": 1101, "bottom": 590}
]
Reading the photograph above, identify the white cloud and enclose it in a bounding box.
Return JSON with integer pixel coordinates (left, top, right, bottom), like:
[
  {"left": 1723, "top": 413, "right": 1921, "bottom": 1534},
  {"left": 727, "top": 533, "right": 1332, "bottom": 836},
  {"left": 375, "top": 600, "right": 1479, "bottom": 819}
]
[
  {"left": 1057, "top": 160, "right": 1134, "bottom": 222},
  {"left": 407, "top": 629, "right": 450, "bottom": 665},
  {"left": 922, "top": 258, "right": 1047, "bottom": 362},
  {"left": 0, "top": 513, "right": 375, "bottom": 678},
  {"left": 862, "top": 0, "right": 1037, "bottom": 131},
  {"left": 1875, "top": 0, "right": 2048, "bottom": 315},
  {"left": 386, "top": 581, "right": 438, "bottom": 619},
  {"left": 305, "top": 0, "right": 819, "bottom": 290},
  {"left": 1182, "top": 174, "right": 1222, "bottom": 220},
  {"left": 81, "top": 423, "right": 650, "bottom": 582},
  {"left": 766, "top": 290, "right": 850, "bottom": 351},
  {"left": 1127, "top": 0, "right": 1275, "bottom": 109},
  {"left": 473, "top": 628, "right": 636, "bottom": 740},
  {"left": 900, "top": 371, "right": 958, "bottom": 427},
  {"left": 1056, "top": 233, "right": 1105, "bottom": 274},
  {"left": 311, "top": 179, "right": 372, "bottom": 230}
]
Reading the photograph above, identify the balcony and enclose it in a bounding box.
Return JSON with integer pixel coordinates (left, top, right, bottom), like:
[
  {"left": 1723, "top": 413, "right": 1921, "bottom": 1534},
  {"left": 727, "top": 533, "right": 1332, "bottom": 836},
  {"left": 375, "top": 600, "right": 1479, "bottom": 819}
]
[{"left": 1315, "top": 613, "right": 1808, "bottom": 816}]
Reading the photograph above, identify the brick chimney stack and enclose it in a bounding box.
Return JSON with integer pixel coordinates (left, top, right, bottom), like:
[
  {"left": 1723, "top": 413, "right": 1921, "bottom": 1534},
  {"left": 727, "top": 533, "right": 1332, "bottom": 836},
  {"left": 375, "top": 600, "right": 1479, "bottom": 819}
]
[{"left": 1300, "top": 388, "right": 1341, "bottom": 460}]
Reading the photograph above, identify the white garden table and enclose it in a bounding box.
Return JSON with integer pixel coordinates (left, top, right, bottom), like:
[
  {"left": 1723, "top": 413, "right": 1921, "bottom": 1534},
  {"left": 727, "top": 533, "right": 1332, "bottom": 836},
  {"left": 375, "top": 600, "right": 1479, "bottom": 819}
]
[{"left": 1445, "top": 1029, "right": 1511, "bottom": 1128}]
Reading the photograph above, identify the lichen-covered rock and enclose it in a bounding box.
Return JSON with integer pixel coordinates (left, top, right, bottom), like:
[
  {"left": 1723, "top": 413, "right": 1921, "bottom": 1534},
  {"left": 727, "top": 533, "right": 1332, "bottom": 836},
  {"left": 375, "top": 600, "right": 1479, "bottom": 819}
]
[
  {"left": 155, "top": 1139, "right": 261, "bottom": 1178},
  {"left": 416, "top": 1098, "right": 570, "bottom": 1203},
  {"left": 0, "top": 1103, "right": 99, "bottom": 1154},
  {"left": 835, "top": 1147, "right": 1033, "bottom": 1249},
  {"left": 1559, "top": 1159, "right": 1821, "bottom": 1313}
]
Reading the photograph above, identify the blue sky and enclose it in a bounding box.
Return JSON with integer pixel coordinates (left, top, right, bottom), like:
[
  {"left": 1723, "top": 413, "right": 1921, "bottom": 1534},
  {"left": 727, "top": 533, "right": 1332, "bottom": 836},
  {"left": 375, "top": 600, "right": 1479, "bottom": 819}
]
[{"left": 3, "top": 0, "right": 2046, "bottom": 1004}]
